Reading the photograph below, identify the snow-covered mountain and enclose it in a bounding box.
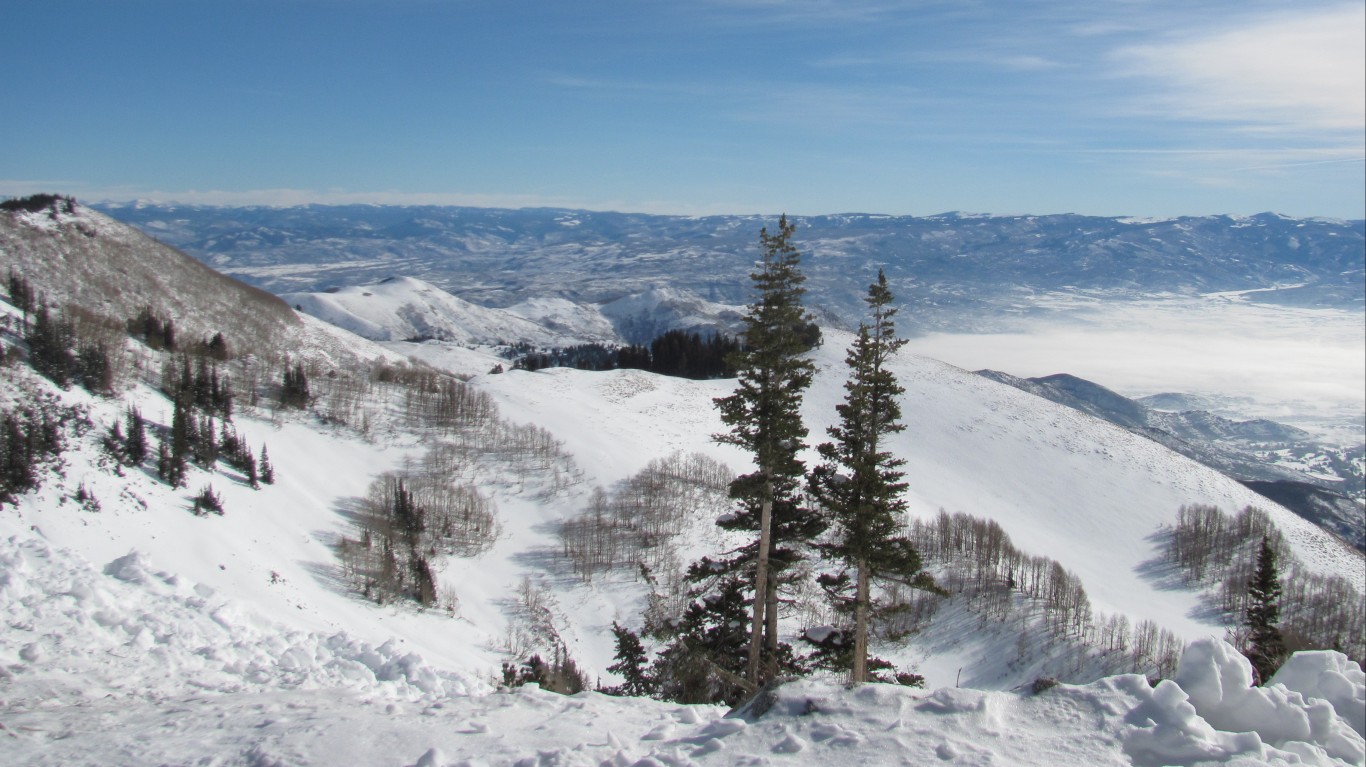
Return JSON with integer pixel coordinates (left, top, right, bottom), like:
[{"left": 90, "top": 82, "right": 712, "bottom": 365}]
[
  {"left": 282, "top": 276, "right": 604, "bottom": 347},
  {"left": 281, "top": 277, "right": 746, "bottom": 348},
  {"left": 94, "top": 203, "right": 1366, "bottom": 334},
  {"left": 3, "top": 196, "right": 1364, "bottom": 765}
]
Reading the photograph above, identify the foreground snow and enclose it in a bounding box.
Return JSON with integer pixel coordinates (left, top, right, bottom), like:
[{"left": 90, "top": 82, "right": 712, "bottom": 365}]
[{"left": 3, "top": 534, "right": 1362, "bottom": 767}]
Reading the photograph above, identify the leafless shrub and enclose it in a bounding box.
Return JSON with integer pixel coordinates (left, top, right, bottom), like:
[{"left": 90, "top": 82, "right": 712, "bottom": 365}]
[{"left": 559, "top": 452, "right": 732, "bottom": 581}]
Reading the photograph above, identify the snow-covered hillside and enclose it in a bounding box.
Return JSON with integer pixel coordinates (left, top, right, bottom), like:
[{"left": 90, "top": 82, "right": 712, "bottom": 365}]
[
  {"left": 283, "top": 276, "right": 610, "bottom": 347},
  {"left": 3, "top": 197, "right": 1364, "bottom": 765},
  {"left": 282, "top": 277, "right": 748, "bottom": 349},
  {"left": 3, "top": 323, "right": 1363, "bottom": 764},
  {"left": 474, "top": 334, "right": 1362, "bottom": 685},
  {"left": 5, "top": 531, "right": 1363, "bottom": 767}
]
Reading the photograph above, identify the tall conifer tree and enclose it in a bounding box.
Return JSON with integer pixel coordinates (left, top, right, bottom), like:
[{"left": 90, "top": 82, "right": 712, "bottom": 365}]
[
  {"left": 712, "top": 215, "right": 820, "bottom": 686},
  {"left": 1244, "top": 535, "right": 1286, "bottom": 684},
  {"left": 809, "top": 270, "right": 941, "bottom": 683}
]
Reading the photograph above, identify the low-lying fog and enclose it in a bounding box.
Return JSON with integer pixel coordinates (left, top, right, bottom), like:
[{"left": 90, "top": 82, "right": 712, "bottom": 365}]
[{"left": 904, "top": 294, "right": 1364, "bottom": 445}]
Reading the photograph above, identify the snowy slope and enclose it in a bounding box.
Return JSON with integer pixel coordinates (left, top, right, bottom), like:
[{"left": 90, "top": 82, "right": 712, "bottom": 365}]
[
  {"left": 2, "top": 320, "right": 1364, "bottom": 764},
  {"left": 480, "top": 333, "right": 1361, "bottom": 602},
  {"left": 283, "top": 277, "right": 748, "bottom": 350},
  {"left": 3, "top": 532, "right": 1363, "bottom": 765},
  {"left": 3, "top": 200, "right": 1364, "bottom": 763},
  {"left": 282, "top": 276, "right": 599, "bottom": 347}
]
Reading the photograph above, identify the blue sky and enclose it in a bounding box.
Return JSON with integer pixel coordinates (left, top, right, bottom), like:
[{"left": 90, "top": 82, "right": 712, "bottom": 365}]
[{"left": 2, "top": 0, "right": 1362, "bottom": 218}]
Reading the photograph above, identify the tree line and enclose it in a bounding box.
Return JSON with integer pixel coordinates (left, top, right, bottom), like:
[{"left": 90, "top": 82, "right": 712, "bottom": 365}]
[
  {"left": 511, "top": 328, "right": 741, "bottom": 380},
  {"left": 2, "top": 270, "right": 289, "bottom": 517}
]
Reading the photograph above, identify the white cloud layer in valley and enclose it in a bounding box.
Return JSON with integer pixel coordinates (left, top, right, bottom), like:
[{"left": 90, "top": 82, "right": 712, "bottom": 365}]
[{"left": 904, "top": 295, "right": 1365, "bottom": 444}]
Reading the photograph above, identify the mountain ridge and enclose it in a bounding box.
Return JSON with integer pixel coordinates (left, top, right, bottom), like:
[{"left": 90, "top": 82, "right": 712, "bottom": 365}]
[{"left": 93, "top": 202, "right": 1366, "bottom": 334}]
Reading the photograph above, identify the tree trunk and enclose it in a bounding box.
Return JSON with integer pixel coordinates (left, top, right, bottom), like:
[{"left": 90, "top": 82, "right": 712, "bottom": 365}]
[
  {"left": 765, "top": 566, "right": 779, "bottom": 678},
  {"left": 852, "top": 558, "right": 870, "bottom": 684},
  {"left": 747, "top": 486, "right": 773, "bottom": 685}
]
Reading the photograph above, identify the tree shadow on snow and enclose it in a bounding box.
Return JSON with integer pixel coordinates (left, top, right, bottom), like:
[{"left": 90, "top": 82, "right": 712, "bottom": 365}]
[
  {"left": 1132, "top": 528, "right": 1230, "bottom": 626},
  {"left": 295, "top": 496, "right": 375, "bottom": 605},
  {"left": 508, "top": 519, "right": 584, "bottom": 589},
  {"left": 1132, "top": 528, "right": 1188, "bottom": 592}
]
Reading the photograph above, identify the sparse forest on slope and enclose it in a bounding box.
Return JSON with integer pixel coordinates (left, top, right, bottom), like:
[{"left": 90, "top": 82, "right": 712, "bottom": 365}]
[{"left": 2, "top": 196, "right": 297, "bottom": 353}]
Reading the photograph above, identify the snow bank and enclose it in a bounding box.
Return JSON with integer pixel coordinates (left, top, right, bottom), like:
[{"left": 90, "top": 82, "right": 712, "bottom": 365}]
[{"left": 0, "top": 535, "right": 475, "bottom": 708}]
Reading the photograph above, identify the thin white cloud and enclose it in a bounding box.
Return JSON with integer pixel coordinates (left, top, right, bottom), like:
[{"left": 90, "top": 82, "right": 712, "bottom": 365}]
[
  {"left": 1112, "top": 4, "right": 1365, "bottom": 137},
  {"left": 1066, "top": 146, "right": 1366, "bottom": 190},
  {"left": 0, "top": 182, "right": 767, "bottom": 217},
  {"left": 814, "top": 49, "right": 1065, "bottom": 72},
  {"left": 695, "top": 0, "right": 903, "bottom": 25}
]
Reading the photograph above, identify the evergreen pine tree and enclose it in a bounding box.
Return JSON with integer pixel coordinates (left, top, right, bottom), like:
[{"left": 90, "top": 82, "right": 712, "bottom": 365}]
[
  {"left": 390, "top": 478, "right": 425, "bottom": 548},
  {"left": 409, "top": 553, "right": 437, "bottom": 606},
  {"left": 711, "top": 215, "right": 820, "bottom": 686},
  {"left": 259, "top": 444, "right": 275, "bottom": 484},
  {"left": 7, "top": 270, "right": 35, "bottom": 331},
  {"left": 652, "top": 577, "right": 755, "bottom": 704},
  {"left": 281, "top": 364, "right": 310, "bottom": 409},
  {"left": 26, "top": 304, "right": 76, "bottom": 388},
  {"left": 76, "top": 341, "right": 113, "bottom": 394},
  {"left": 0, "top": 414, "right": 35, "bottom": 504},
  {"left": 167, "top": 400, "right": 191, "bottom": 487},
  {"left": 156, "top": 439, "right": 171, "bottom": 483},
  {"left": 206, "top": 332, "right": 230, "bottom": 361},
  {"left": 606, "top": 622, "right": 653, "bottom": 697},
  {"left": 192, "top": 484, "right": 224, "bottom": 515},
  {"left": 124, "top": 406, "right": 148, "bottom": 466},
  {"left": 809, "top": 270, "right": 942, "bottom": 684},
  {"left": 1244, "top": 535, "right": 1286, "bottom": 684},
  {"left": 104, "top": 420, "right": 126, "bottom": 463}
]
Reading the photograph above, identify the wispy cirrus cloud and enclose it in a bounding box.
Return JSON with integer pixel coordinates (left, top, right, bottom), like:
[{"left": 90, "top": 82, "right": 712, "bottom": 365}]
[
  {"left": 1111, "top": 4, "right": 1365, "bottom": 138},
  {"left": 813, "top": 49, "right": 1064, "bottom": 73}
]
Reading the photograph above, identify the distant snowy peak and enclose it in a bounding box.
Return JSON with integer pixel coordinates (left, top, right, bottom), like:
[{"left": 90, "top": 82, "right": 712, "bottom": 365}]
[
  {"left": 283, "top": 276, "right": 587, "bottom": 347},
  {"left": 503, "top": 296, "right": 618, "bottom": 341},
  {"left": 599, "top": 285, "right": 745, "bottom": 345},
  {"left": 285, "top": 278, "right": 746, "bottom": 349}
]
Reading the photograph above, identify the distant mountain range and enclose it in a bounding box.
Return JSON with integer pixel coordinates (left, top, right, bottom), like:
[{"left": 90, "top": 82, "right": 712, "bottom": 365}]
[
  {"left": 38, "top": 200, "right": 1366, "bottom": 548},
  {"left": 95, "top": 203, "right": 1365, "bottom": 334}
]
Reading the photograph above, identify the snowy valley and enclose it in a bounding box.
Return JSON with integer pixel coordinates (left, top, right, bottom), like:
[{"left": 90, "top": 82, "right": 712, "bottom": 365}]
[{"left": 1, "top": 198, "right": 1364, "bottom": 766}]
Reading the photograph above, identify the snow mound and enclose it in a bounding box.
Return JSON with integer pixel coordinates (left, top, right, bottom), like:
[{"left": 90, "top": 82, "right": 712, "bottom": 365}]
[
  {"left": 1273, "top": 651, "right": 1366, "bottom": 738},
  {"left": 1137, "top": 637, "right": 1366, "bottom": 765}
]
